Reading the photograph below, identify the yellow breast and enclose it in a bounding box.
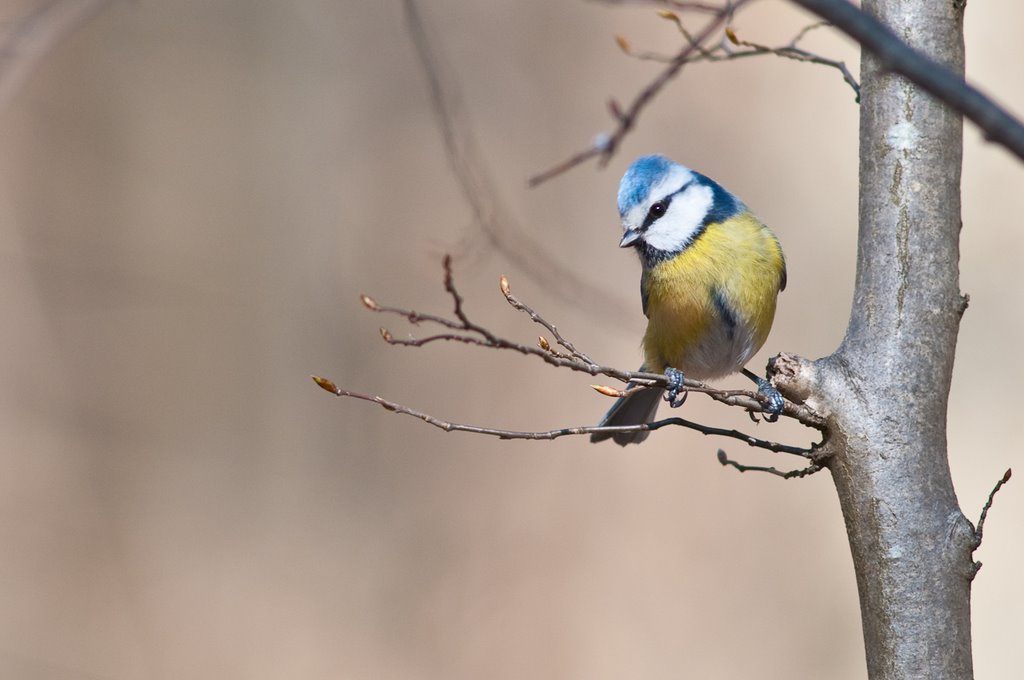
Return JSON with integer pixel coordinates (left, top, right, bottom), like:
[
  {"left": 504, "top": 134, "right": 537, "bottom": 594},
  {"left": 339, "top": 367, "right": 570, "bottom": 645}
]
[{"left": 641, "top": 212, "right": 784, "bottom": 379}]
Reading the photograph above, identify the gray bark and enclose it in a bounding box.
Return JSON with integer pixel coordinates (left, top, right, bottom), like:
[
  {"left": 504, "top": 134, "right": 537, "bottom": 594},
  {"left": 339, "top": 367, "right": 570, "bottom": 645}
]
[{"left": 780, "top": 0, "right": 977, "bottom": 677}]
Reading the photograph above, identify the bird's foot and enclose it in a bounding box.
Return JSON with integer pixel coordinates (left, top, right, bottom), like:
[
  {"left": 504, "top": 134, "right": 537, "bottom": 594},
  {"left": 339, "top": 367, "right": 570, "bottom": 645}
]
[
  {"left": 664, "top": 367, "right": 688, "bottom": 408},
  {"left": 752, "top": 375, "right": 784, "bottom": 422},
  {"left": 741, "top": 367, "right": 785, "bottom": 422}
]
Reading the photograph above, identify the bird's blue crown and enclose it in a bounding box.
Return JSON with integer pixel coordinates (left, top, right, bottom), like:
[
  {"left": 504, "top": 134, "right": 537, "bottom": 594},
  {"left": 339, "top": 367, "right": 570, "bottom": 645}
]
[
  {"left": 618, "top": 154, "right": 742, "bottom": 226},
  {"left": 617, "top": 155, "right": 676, "bottom": 216}
]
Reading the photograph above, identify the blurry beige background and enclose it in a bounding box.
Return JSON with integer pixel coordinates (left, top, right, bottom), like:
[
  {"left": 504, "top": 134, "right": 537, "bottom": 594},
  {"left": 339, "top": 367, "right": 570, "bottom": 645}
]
[{"left": 0, "top": 1, "right": 1020, "bottom": 678}]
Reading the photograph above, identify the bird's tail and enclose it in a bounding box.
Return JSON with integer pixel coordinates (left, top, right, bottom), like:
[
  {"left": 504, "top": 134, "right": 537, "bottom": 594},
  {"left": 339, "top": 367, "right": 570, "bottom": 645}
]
[{"left": 590, "top": 383, "right": 664, "bottom": 446}]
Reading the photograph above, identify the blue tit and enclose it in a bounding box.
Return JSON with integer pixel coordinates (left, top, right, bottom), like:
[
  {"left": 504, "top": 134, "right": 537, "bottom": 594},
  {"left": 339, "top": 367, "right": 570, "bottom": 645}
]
[{"left": 591, "top": 154, "right": 786, "bottom": 445}]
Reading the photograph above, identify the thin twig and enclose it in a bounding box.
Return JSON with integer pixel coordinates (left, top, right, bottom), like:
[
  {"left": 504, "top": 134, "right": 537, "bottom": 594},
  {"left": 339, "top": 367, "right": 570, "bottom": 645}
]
[
  {"left": 500, "top": 275, "right": 593, "bottom": 364},
  {"left": 650, "top": 422, "right": 814, "bottom": 456},
  {"left": 312, "top": 376, "right": 819, "bottom": 455},
  {"left": 527, "top": 0, "right": 867, "bottom": 186},
  {"left": 593, "top": 0, "right": 732, "bottom": 14},
  {"left": 539, "top": 0, "right": 1024, "bottom": 183},
  {"left": 529, "top": 0, "right": 747, "bottom": 187},
  {"left": 616, "top": 28, "right": 859, "bottom": 99},
  {"left": 318, "top": 257, "right": 825, "bottom": 451},
  {"left": 790, "top": 19, "right": 829, "bottom": 45},
  {"left": 357, "top": 256, "right": 826, "bottom": 429},
  {"left": 974, "top": 468, "right": 1012, "bottom": 550},
  {"left": 359, "top": 294, "right": 464, "bottom": 331},
  {"left": 723, "top": 25, "right": 859, "bottom": 99},
  {"left": 657, "top": 10, "right": 719, "bottom": 59},
  {"left": 717, "top": 449, "right": 824, "bottom": 479}
]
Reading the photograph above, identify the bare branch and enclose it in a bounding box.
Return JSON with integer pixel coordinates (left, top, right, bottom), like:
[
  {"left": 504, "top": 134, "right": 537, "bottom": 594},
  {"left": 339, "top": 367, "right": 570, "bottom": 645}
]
[
  {"left": 529, "top": 0, "right": 748, "bottom": 187},
  {"left": 357, "top": 256, "right": 825, "bottom": 428},
  {"left": 499, "top": 275, "right": 593, "bottom": 364},
  {"left": 593, "top": 0, "right": 733, "bottom": 14},
  {"left": 312, "top": 378, "right": 604, "bottom": 441},
  {"left": 324, "top": 255, "right": 826, "bottom": 456},
  {"left": 617, "top": 22, "right": 859, "bottom": 97},
  {"left": 530, "top": 2, "right": 865, "bottom": 186},
  {"left": 359, "top": 293, "right": 464, "bottom": 332},
  {"left": 645, "top": 422, "right": 816, "bottom": 456},
  {"left": 312, "top": 375, "right": 820, "bottom": 455},
  {"left": 792, "top": 0, "right": 1024, "bottom": 164},
  {"left": 722, "top": 25, "right": 859, "bottom": 99},
  {"left": 536, "top": 0, "right": 1024, "bottom": 186},
  {"left": 973, "top": 468, "right": 1012, "bottom": 551},
  {"left": 526, "top": 141, "right": 614, "bottom": 189},
  {"left": 717, "top": 449, "right": 825, "bottom": 478}
]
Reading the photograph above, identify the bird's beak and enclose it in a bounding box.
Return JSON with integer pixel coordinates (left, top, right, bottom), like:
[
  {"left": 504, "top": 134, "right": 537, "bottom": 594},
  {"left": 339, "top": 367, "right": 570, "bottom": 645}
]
[{"left": 619, "top": 229, "right": 642, "bottom": 248}]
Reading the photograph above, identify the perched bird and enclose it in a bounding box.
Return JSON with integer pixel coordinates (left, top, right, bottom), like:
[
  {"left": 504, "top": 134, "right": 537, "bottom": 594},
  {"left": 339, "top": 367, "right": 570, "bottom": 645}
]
[{"left": 591, "top": 155, "right": 786, "bottom": 445}]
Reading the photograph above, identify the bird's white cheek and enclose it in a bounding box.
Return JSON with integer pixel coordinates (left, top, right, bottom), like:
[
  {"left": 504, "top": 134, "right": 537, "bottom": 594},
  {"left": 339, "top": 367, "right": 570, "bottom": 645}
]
[
  {"left": 644, "top": 222, "right": 689, "bottom": 252},
  {"left": 642, "top": 193, "right": 709, "bottom": 252}
]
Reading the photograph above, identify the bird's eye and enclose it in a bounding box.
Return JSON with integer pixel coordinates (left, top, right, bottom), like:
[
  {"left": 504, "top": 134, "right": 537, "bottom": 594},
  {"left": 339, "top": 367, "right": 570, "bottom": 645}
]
[{"left": 648, "top": 201, "right": 667, "bottom": 219}]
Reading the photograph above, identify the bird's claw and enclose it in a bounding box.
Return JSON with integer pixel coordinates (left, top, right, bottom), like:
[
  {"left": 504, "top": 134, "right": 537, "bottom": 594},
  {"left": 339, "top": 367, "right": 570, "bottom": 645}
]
[
  {"left": 664, "top": 367, "right": 688, "bottom": 408},
  {"left": 752, "top": 375, "right": 784, "bottom": 422}
]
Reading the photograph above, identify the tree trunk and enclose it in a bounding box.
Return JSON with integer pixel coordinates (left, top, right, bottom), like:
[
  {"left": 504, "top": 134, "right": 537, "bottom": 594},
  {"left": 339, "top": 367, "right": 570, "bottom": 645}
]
[{"left": 782, "top": 0, "right": 976, "bottom": 677}]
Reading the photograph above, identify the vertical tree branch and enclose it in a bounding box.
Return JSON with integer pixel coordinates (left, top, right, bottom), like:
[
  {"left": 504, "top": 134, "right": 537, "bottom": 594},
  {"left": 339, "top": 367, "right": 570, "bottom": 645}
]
[{"left": 806, "top": 0, "right": 977, "bottom": 677}]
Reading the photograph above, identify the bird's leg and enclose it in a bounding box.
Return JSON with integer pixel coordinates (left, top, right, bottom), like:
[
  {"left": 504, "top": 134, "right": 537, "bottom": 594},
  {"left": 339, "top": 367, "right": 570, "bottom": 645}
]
[
  {"left": 741, "top": 368, "right": 784, "bottom": 422},
  {"left": 664, "top": 367, "right": 688, "bottom": 408}
]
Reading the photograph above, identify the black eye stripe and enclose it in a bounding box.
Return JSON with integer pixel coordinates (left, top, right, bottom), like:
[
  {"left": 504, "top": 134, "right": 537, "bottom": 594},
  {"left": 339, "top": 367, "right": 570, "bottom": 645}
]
[{"left": 640, "top": 180, "right": 692, "bottom": 231}]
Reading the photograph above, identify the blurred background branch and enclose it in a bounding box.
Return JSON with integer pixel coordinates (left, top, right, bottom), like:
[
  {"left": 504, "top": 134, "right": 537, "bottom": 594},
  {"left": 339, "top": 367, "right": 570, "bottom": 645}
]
[
  {"left": 528, "top": 0, "right": 746, "bottom": 186},
  {"left": 402, "top": 0, "right": 632, "bottom": 320},
  {"left": 0, "top": 0, "right": 111, "bottom": 112}
]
